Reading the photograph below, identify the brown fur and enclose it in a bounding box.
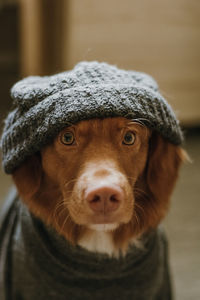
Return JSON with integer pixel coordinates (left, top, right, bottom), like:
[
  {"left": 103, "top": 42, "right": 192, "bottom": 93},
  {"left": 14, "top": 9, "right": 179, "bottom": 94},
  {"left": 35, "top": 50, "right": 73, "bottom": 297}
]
[{"left": 12, "top": 117, "right": 186, "bottom": 252}]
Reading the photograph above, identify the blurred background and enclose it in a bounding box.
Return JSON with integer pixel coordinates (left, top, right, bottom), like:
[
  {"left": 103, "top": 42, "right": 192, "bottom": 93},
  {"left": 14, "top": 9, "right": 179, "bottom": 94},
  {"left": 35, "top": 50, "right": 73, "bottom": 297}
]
[{"left": 0, "top": 0, "right": 199, "bottom": 299}]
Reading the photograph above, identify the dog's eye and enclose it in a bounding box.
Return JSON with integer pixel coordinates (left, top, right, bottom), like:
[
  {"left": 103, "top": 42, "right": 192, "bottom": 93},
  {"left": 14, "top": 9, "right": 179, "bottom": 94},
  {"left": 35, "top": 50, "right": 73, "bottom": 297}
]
[
  {"left": 60, "top": 132, "right": 75, "bottom": 145},
  {"left": 122, "top": 131, "right": 135, "bottom": 145}
]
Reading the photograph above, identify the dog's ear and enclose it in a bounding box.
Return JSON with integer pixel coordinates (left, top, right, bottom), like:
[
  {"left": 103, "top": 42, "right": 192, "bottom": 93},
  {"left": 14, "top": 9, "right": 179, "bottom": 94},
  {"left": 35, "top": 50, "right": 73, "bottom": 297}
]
[
  {"left": 12, "top": 153, "right": 63, "bottom": 224},
  {"left": 146, "top": 132, "right": 187, "bottom": 214},
  {"left": 12, "top": 153, "right": 43, "bottom": 201}
]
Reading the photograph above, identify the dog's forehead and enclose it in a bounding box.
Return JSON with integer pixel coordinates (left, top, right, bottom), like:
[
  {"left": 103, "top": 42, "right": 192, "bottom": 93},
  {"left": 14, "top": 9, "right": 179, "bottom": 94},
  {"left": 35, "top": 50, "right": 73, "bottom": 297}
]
[{"left": 62, "top": 117, "right": 146, "bottom": 134}]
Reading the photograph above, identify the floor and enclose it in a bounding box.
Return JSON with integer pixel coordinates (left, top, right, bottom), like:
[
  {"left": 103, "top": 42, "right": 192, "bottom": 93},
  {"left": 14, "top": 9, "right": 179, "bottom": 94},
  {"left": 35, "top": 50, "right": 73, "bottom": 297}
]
[{"left": 0, "top": 131, "right": 199, "bottom": 299}]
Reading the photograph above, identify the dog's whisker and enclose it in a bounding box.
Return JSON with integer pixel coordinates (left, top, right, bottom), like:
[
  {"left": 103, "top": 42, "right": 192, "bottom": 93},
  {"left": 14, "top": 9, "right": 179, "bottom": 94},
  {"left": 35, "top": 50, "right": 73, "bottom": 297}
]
[
  {"left": 61, "top": 192, "right": 72, "bottom": 203},
  {"left": 64, "top": 178, "right": 78, "bottom": 189},
  {"left": 53, "top": 201, "right": 67, "bottom": 224},
  {"left": 134, "top": 202, "right": 145, "bottom": 216},
  {"left": 53, "top": 202, "right": 64, "bottom": 219},
  {"left": 54, "top": 199, "right": 65, "bottom": 210},
  {"left": 60, "top": 213, "right": 71, "bottom": 233},
  {"left": 134, "top": 187, "right": 149, "bottom": 198},
  {"left": 134, "top": 212, "right": 140, "bottom": 227},
  {"left": 126, "top": 176, "right": 137, "bottom": 181}
]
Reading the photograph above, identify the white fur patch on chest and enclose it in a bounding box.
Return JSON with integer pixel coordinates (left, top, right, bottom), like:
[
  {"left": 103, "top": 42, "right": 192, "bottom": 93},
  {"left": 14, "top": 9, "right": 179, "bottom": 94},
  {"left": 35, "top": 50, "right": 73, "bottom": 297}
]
[
  {"left": 78, "top": 227, "right": 119, "bottom": 257},
  {"left": 77, "top": 224, "right": 140, "bottom": 258}
]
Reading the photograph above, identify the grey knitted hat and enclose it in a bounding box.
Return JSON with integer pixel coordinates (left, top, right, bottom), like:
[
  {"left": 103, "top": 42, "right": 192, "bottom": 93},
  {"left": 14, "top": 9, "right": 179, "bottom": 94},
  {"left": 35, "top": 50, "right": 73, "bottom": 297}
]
[{"left": 1, "top": 61, "right": 183, "bottom": 174}]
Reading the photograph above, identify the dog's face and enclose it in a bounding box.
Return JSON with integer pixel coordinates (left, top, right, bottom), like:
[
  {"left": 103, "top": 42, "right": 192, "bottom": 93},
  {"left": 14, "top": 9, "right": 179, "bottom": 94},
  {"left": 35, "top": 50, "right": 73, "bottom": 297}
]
[
  {"left": 13, "top": 117, "right": 185, "bottom": 252},
  {"left": 41, "top": 118, "right": 150, "bottom": 227}
]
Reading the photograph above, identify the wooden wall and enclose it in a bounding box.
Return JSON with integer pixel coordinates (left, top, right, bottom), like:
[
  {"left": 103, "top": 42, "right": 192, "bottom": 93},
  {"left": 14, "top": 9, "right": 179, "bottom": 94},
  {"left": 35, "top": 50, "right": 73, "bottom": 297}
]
[
  {"left": 19, "top": 0, "right": 200, "bottom": 125},
  {"left": 0, "top": 4, "right": 19, "bottom": 125},
  {"left": 63, "top": 0, "right": 200, "bottom": 125},
  {"left": 19, "top": 0, "right": 65, "bottom": 76}
]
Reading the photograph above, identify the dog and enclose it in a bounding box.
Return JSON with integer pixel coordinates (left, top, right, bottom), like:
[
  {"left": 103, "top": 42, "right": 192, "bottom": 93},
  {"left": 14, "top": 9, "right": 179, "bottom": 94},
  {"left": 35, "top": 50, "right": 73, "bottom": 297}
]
[{"left": 0, "top": 117, "right": 186, "bottom": 300}]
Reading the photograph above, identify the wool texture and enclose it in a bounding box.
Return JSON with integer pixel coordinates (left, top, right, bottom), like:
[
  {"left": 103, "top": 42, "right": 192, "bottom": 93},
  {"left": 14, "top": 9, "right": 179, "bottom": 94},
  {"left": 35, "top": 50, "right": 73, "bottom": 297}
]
[
  {"left": 0, "top": 61, "right": 183, "bottom": 174},
  {"left": 0, "top": 188, "right": 173, "bottom": 300}
]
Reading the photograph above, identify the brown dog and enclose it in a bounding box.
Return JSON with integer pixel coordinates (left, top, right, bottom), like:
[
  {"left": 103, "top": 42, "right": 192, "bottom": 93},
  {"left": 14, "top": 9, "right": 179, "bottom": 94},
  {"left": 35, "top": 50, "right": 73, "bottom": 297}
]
[
  {"left": 0, "top": 61, "right": 186, "bottom": 299},
  {"left": 12, "top": 117, "right": 185, "bottom": 256}
]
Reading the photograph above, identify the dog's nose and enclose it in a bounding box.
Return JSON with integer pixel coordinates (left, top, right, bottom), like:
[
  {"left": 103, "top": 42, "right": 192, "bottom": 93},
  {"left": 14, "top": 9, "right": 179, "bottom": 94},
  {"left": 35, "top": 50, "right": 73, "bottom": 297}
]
[{"left": 85, "top": 185, "right": 123, "bottom": 213}]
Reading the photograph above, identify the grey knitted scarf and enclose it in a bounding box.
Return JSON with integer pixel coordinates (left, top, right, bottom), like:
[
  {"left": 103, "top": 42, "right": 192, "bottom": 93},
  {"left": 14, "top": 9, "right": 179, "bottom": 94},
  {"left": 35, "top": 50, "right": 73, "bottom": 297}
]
[
  {"left": 0, "top": 188, "right": 173, "bottom": 300},
  {"left": 1, "top": 61, "right": 183, "bottom": 174}
]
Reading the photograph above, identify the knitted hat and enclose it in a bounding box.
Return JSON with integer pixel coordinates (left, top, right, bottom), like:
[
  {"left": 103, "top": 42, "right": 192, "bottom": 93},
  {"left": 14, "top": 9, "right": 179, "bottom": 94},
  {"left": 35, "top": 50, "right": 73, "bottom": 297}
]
[{"left": 1, "top": 61, "right": 183, "bottom": 174}]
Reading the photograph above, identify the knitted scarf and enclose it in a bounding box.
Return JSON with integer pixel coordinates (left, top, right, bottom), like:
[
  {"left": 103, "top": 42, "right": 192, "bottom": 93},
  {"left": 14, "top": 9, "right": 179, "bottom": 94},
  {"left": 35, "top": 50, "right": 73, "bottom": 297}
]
[{"left": 0, "top": 188, "right": 173, "bottom": 300}]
